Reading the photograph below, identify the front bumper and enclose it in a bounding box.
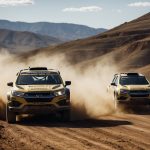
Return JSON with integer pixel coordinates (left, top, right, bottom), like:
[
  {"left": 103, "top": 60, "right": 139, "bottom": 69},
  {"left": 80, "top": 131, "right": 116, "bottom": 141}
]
[
  {"left": 8, "top": 105, "right": 70, "bottom": 114},
  {"left": 118, "top": 98, "right": 150, "bottom": 105},
  {"left": 8, "top": 94, "right": 70, "bottom": 114},
  {"left": 118, "top": 93, "right": 150, "bottom": 105}
]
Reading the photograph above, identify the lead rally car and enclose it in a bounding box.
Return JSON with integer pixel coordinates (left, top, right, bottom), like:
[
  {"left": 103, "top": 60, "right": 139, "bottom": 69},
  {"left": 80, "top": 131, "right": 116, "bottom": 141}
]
[
  {"left": 108, "top": 73, "right": 150, "bottom": 109},
  {"left": 6, "top": 67, "right": 71, "bottom": 123}
]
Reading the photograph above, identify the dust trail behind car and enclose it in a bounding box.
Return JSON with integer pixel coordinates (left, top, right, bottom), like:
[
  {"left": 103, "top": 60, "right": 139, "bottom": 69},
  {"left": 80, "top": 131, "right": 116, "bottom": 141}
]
[{"left": 0, "top": 51, "right": 118, "bottom": 119}]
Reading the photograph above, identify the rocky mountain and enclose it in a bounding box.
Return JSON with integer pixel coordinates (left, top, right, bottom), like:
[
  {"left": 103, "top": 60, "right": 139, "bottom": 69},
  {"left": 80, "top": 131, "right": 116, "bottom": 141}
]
[
  {"left": 0, "top": 29, "right": 62, "bottom": 53},
  {"left": 0, "top": 20, "right": 107, "bottom": 41}
]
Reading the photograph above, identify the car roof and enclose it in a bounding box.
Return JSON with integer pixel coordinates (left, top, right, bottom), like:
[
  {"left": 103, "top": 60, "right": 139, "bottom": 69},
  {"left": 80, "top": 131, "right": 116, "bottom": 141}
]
[
  {"left": 18, "top": 67, "right": 60, "bottom": 75},
  {"left": 114, "top": 73, "right": 144, "bottom": 77}
]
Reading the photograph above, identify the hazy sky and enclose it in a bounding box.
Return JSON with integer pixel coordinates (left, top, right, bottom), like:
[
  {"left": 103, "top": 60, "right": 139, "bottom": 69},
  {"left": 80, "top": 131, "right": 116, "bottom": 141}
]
[{"left": 0, "top": 0, "right": 149, "bottom": 29}]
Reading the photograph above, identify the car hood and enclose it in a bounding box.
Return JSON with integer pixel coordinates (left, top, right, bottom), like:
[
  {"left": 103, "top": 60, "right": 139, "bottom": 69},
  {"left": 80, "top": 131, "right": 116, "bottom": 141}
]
[
  {"left": 122, "top": 85, "right": 150, "bottom": 91},
  {"left": 14, "top": 84, "right": 64, "bottom": 92}
]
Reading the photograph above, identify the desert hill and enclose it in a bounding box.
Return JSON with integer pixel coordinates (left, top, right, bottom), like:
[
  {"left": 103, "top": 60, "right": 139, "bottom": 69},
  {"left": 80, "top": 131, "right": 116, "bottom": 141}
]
[{"left": 18, "top": 12, "right": 150, "bottom": 78}]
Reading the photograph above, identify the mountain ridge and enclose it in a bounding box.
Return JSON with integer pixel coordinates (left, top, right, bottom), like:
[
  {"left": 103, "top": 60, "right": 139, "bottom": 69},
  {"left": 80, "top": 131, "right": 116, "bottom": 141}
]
[
  {"left": 0, "top": 20, "right": 107, "bottom": 41},
  {"left": 0, "top": 28, "right": 62, "bottom": 53}
]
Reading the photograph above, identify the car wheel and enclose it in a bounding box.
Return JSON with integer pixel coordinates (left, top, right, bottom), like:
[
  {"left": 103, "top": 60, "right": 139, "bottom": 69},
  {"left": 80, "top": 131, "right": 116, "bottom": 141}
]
[
  {"left": 6, "top": 104, "right": 16, "bottom": 123},
  {"left": 60, "top": 110, "right": 71, "bottom": 122}
]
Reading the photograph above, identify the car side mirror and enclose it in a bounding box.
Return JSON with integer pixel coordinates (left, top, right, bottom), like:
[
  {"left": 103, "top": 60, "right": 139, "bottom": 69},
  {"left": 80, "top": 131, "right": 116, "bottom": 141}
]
[
  {"left": 65, "top": 81, "right": 71, "bottom": 86},
  {"left": 111, "top": 83, "right": 116, "bottom": 86},
  {"left": 7, "top": 82, "right": 13, "bottom": 87}
]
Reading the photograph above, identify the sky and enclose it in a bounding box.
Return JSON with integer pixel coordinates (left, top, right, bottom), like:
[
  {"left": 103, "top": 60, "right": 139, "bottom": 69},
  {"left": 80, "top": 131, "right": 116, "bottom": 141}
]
[{"left": 0, "top": 0, "right": 149, "bottom": 29}]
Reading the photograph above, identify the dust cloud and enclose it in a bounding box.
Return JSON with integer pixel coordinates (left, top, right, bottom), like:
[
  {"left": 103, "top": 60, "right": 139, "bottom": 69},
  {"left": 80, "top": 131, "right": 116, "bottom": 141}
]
[{"left": 0, "top": 51, "right": 118, "bottom": 119}]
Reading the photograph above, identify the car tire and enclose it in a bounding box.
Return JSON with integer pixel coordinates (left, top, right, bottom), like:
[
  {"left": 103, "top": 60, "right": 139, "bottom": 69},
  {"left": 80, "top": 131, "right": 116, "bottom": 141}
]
[
  {"left": 6, "top": 104, "right": 16, "bottom": 123},
  {"left": 60, "top": 110, "right": 71, "bottom": 122}
]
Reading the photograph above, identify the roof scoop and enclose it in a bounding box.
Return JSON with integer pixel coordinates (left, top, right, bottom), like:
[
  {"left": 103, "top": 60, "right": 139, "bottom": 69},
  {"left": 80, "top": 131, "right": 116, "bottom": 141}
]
[{"left": 29, "top": 67, "right": 48, "bottom": 70}]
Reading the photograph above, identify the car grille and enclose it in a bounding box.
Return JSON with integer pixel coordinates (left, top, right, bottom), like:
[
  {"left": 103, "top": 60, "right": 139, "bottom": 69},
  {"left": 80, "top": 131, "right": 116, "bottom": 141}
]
[
  {"left": 24, "top": 92, "right": 54, "bottom": 102},
  {"left": 24, "top": 92, "right": 54, "bottom": 97},
  {"left": 25, "top": 98, "right": 53, "bottom": 103},
  {"left": 129, "top": 90, "right": 149, "bottom": 97}
]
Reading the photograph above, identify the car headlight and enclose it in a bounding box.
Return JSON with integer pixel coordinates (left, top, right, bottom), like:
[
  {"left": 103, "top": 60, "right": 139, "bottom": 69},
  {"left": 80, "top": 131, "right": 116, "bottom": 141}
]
[
  {"left": 120, "top": 89, "right": 129, "bottom": 94},
  {"left": 12, "top": 91, "right": 25, "bottom": 97},
  {"left": 54, "top": 89, "right": 65, "bottom": 96}
]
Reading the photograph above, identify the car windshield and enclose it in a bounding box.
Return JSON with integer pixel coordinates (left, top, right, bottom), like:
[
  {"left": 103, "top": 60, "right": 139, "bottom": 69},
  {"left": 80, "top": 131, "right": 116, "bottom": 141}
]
[
  {"left": 120, "top": 76, "right": 149, "bottom": 85},
  {"left": 16, "top": 74, "right": 62, "bottom": 85}
]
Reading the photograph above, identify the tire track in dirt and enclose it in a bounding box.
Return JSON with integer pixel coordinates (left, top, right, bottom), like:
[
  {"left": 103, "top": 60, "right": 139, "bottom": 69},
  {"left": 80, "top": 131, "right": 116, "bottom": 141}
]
[
  {"left": 51, "top": 127, "right": 112, "bottom": 150},
  {"left": 15, "top": 125, "right": 70, "bottom": 150},
  {"left": 94, "top": 126, "right": 150, "bottom": 150},
  {"left": 97, "top": 115, "right": 150, "bottom": 149},
  {"left": 54, "top": 127, "right": 122, "bottom": 150},
  {"left": 56, "top": 123, "right": 147, "bottom": 150},
  {"left": 0, "top": 114, "right": 150, "bottom": 150},
  {"left": 16, "top": 124, "right": 111, "bottom": 150},
  {"left": 19, "top": 114, "right": 149, "bottom": 150}
]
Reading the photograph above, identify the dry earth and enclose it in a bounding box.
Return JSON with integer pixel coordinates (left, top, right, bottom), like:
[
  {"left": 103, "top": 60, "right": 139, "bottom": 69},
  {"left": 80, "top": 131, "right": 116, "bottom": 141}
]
[
  {"left": 0, "top": 110, "right": 150, "bottom": 150},
  {"left": 0, "top": 13, "right": 150, "bottom": 150}
]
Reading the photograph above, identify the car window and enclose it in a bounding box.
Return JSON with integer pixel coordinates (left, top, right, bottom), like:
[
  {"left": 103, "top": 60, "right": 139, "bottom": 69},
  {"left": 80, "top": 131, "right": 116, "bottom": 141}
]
[
  {"left": 120, "top": 76, "right": 149, "bottom": 85},
  {"left": 16, "top": 74, "right": 62, "bottom": 85}
]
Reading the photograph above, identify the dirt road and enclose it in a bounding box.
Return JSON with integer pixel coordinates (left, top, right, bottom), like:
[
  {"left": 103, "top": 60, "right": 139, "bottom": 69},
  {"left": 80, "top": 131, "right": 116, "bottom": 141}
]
[{"left": 0, "top": 112, "right": 150, "bottom": 150}]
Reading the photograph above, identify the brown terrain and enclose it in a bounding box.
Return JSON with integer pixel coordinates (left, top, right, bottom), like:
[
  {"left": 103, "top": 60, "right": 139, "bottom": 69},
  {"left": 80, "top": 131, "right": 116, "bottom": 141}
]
[
  {"left": 0, "top": 113, "right": 150, "bottom": 150},
  {"left": 21, "top": 13, "right": 150, "bottom": 77},
  {"left": 0, "top": 13, "right": 150, "bottom": 150}
]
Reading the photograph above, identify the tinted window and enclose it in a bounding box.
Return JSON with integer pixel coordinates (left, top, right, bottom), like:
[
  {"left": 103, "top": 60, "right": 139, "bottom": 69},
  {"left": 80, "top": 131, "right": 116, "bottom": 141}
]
[
  {"left": 120, "top": 76, "right": 149, "bottom": 85},
  {"left": 16, "top": 74, "right": 62, "bottom": 85}
]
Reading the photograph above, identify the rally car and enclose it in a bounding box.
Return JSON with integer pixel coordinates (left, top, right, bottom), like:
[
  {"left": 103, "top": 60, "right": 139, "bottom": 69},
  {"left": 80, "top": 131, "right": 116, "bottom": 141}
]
[
  {"left": 108, "top": 73, "right": 150, "bottom": 109},
  {"left": 6, "top": 67, "right": 71, "bottom": 123}
]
